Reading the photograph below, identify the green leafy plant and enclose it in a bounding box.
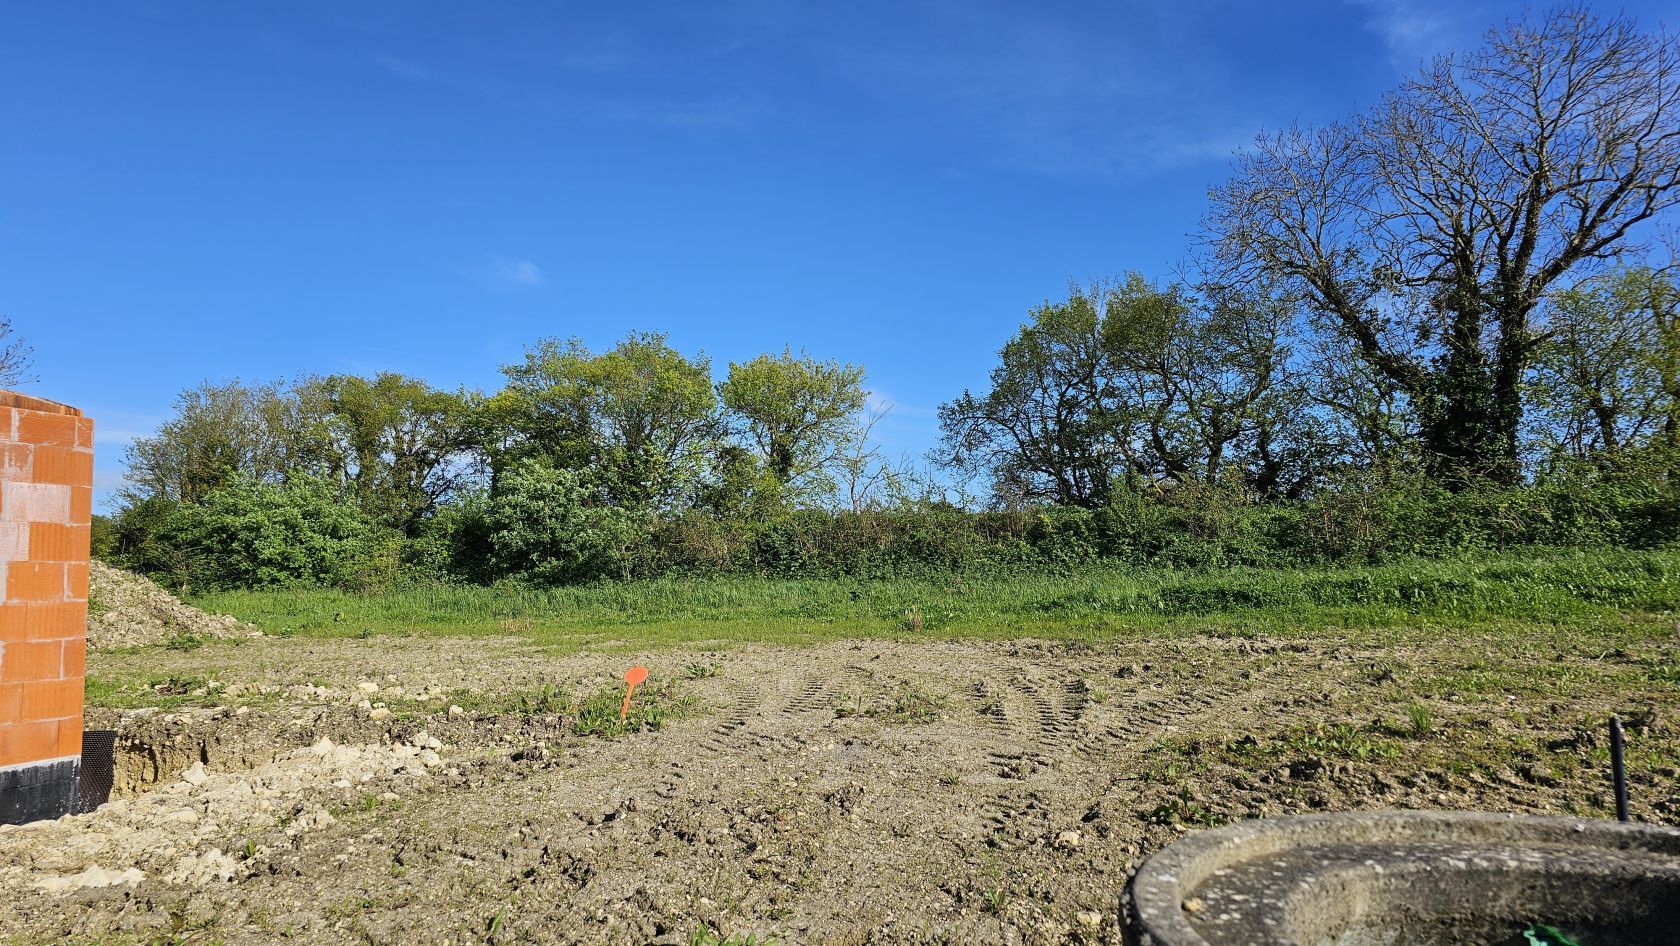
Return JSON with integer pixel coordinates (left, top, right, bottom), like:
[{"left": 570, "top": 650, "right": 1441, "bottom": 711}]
[{"left": 1523, "top": 925, "right": 1582, "bottom": 946}]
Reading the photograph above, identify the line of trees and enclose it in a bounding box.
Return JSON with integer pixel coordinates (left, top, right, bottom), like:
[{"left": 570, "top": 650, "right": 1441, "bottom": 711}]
[{"left": 104, "top": 7, "right": 1680, "bottom": 590}]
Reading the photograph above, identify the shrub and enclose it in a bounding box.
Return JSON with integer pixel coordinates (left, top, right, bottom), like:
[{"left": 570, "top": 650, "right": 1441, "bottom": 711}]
[
  {"left": 481, "top": 461, "right": 647, "bottom": 584},
  {"left": 159, "top": 475, "right": 383, "bottom": 590}
]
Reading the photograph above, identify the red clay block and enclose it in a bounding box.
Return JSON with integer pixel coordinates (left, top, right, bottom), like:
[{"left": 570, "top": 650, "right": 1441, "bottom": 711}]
[
  {"left": 24, "top": 602, "right": 86, "bottom": 640},
  {"left": 61, "top": 637, "right": 85, "bottom": 677},
  {"left": 31, "top": 446, "right": 92, "bottom": 487},
  {"left": 0, "top": 681, "right": 20, "bottom": 719},
  {"left": 69, "top": 486, "right": 92, "bottom": 525},
  {"left": 0, "top": 442, "right": 31, "bottom": 478},
  {"left": 65, "top": 561, "right": 88, "bottom": 600},
  {"left": 28, "top": 523, "right": 89, "bottom": 563},
  {"left": 19, "top": 677, "right": 81, "bottom": 718},
  {"left": 73, "top": 417, "right": 94, "bottom": 449},
  {"left": 0, "top": 719, "right": 61, "bottom": 767},
  {"left": 6, "top": 561, "right": 64, "bottom": 602},
  {"left": 0, "top": 602, "right": 27, "bottom": 639},
  {"left": 1, "top": 639, "right": 62, "bottom": 682},
  {"left": 16, "top": 411, "right": 77, "bottom": 447},
  {"left": 54, "top": 715, "right": 82, "bottom": 757}
]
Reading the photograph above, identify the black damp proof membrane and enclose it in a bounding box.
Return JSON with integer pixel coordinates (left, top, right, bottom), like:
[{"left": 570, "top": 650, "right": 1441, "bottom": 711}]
[{"left": 75, "top": 729, "right": 117, "bottom": 814}]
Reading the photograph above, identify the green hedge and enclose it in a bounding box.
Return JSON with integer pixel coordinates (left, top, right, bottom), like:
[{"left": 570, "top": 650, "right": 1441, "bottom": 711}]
[{"left": 108, "top": 467, "right": 1680, "bottom": 590}]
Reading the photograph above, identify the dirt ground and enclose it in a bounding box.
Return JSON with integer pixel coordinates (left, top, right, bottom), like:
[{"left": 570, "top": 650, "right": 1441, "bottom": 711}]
[{"left": 2, "top": 630, "right": 1677, "bottom": 945}]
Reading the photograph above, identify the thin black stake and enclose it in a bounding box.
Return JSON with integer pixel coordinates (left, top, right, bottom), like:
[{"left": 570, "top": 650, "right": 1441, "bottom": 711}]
[{"left": 1610, "top": 716, "right": 1630, "bottom": 823}]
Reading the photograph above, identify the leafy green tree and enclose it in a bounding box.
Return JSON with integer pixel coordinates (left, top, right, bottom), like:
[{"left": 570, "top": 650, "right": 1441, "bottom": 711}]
[
  {"left": 1209, "top": 8, "right": 1680, "bottom": 485},
  {"left": 1530, "top": 266, "right": 1680, "bottom": 466},
  {"left": 939, "top": 287, "right": 1120, "bottom": 507},
  {"left": 718, "top": 348, "right": 867, "bottom": 504},
  {"left": 310, "top": 372, "right": 478, "bottom": 537},
  {"left": 492, "top": 333, "right": 718, "bottom": 507},
  {"left": 481, "top": 460, "right": 644, "bottom": 583},
  {"left": 940, "top": 277, "right": 1306, "bottom": 505},
  {"left": 1102, "top": 277, "right": 1305, "bottom": 492},
  {"left": 123, "top": 379, "right": 299, "bottom": 504}
]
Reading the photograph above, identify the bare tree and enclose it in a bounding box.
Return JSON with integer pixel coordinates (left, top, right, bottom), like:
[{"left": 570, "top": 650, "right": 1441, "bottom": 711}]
[
  {"left": 1209, "top": 7, "right": 1680, "bottom": 485},
  {"left": 832, "top": 403, "right": 893, "bottom": 512},
  {"left": 0, "top": 317, "right": 34, "bottom": 387}
]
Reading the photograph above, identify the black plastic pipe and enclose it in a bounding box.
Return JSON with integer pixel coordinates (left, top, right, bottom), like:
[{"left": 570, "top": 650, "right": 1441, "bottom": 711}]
[{"left": 1610, "top": 716, "right": 1629, "bottom": 823}]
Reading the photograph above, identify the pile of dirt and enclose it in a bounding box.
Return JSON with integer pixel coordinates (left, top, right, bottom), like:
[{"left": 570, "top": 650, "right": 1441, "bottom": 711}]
[{"left": 86, "top": 561, "right": 261, "bottom": 648}]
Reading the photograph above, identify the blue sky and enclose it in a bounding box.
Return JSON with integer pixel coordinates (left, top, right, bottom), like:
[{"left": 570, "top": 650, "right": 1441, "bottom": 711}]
[{"left": 4, "top": 0, "right": 1676, "bottom": 508}]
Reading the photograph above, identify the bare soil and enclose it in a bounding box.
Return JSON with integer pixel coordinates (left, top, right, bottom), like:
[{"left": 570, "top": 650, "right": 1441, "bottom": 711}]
[{"left": 2, "top": 630, "right": 1676, "bottom": 945}]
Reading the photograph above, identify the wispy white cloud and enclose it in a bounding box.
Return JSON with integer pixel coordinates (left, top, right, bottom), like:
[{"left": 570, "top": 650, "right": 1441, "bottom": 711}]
[
  {"left": 468, "top": 256, "right": 545, "bottom": 291},
  {"left": 790, "top": 3, "right": 1269, "bottom": 176},
  {"left": 1346, "top": 0, "right": 1492, "bottom": 70}
]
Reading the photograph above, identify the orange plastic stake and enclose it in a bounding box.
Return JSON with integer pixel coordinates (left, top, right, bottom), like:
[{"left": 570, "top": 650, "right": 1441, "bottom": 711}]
[{"left": 620, "top": 665, "right": 650, "bottom": 721}]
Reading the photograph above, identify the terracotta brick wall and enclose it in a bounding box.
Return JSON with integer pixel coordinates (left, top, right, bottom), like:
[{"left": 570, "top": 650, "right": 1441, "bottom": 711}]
[{"left": 0, "top": 392, "right": 92, "bottom": 771}]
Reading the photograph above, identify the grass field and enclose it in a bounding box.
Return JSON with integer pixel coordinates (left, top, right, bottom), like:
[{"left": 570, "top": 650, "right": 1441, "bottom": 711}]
[{"left": 190, "top": 547, "right": 1680, "bottom": 651}]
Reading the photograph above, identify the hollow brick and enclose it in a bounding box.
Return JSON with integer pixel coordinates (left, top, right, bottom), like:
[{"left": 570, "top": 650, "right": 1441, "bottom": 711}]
[
  {"left": 65, "top": 561, "right": 88, "bottom": 600},
  {"left": 19, "top": 677, "right": 80, "bottom": 719},
  {"left": 23, "top": 602, "right": 85, "bottom": 640},
  {"left": 54, "top": 715, "right": 81, "bottom": 757},
  {"left": 28, "top": 523, "right": 87, "bottom": 562},
  {"left": 32, "top": 447, "right": 92, "bottom": 487},
  {"left": 69, "top": 486, "right": 92, "bottom": 525},
  {"left": 6, "top": 562, "right": 64, "bottom": 602},
  {"left": 0, "top": 640, "right": 62, "bottom": 683},
  {"left": 60, "top": 638, "right": 84, "bottom": 678},
  {"left": 0, "top": 719, "right": 62, "bottom": 767},
  {"left": 16, "top": 411, "right": 77, "bottom": 447}
]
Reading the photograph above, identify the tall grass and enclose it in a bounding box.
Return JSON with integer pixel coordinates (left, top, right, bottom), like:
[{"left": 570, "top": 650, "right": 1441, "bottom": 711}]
[{"left": 188, "top": 548, "right": 1680, "bottom": 651}]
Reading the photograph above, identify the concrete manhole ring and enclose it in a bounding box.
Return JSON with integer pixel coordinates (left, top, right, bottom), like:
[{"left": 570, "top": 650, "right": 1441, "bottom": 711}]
[{"left": 1121, "top": 810, "right": 1680, "bottom": 946}]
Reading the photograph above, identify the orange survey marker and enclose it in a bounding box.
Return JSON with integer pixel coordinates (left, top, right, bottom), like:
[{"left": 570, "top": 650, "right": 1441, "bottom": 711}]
[{"left": 620, "top": 666, "right": 649, "bottom": 721}]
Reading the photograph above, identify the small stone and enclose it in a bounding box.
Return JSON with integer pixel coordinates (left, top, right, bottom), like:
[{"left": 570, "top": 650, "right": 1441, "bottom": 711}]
[
  {"left": 33, "top": 865, "right": 144, "bottom": 892},
  {"left": 357, "top": 681, "right": 380, "bottom": 695},
  {"left": 448, "top": 705, "right": 465, "bottom": 718},
  {"left": 333, "top": 779, "right": 352, "bottom": 789},
  {"left": 1053, "top": 829, "right": 1082, "bottom": 850},
  {"left": 181, "top": 762, "right": 209, "bottom": 786},
  {"left": 368, "top": 707, "right": 392, "bottom": 721},
  {"left": 379, "top": 792, "right": 399, "bottom": 802},
  {"left": 1076, "top": 910, "right": 1103, "bottom": 927},
  {"left": 1182, "top": 897, "right": 1205, "bottom": 914}
]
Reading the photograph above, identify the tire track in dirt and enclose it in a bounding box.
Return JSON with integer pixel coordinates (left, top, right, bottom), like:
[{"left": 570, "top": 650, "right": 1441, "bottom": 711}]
[
  {"left": 973, "top": 670, "right": 1065, "bottom": 844},
  {"left": 657, "top": 678, "right": 769, "bottom": 798},
  {"left": 1090, "top": 653, "right": 1300, "bottom": 754}
]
